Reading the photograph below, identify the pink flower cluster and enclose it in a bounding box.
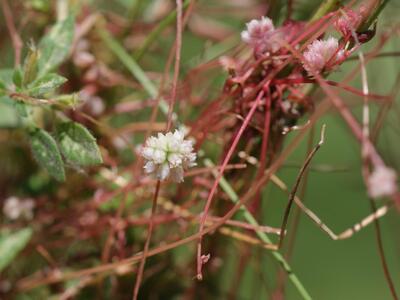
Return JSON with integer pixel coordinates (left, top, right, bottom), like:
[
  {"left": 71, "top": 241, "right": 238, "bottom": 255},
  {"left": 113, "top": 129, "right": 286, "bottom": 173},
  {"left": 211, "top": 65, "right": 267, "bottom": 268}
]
[
  {"left": 241, "top": 17, "right": 348, "bottom": 75},
  {"left": 241, "top": 17, "right": 281, "bottom": 54},
  {"left": 302, "top": 37, "right": 345, "bottom": 75}
]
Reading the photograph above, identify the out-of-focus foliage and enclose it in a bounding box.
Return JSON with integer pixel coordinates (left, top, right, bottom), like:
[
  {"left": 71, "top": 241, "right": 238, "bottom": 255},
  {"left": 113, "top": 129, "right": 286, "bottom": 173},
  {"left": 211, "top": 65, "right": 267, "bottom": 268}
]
[{"left": 0, "top": 228, "right": 32, "bottom": 272}]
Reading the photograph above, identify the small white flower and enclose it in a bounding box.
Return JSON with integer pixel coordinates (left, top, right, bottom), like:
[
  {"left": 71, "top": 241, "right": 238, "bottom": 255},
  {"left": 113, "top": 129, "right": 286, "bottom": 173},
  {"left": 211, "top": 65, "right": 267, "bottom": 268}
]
[
  {"left": 241, "top": 17, "right": 280, "bottom": 53},
  {"left": 73, "top": 51, "right": 95, "bottom": 68},
  {"left": 303, "top": 37, "right": 341, "bottom": 75},
  {"left": 141, "top": 129, "right": 196, "bottom": 182},
  {"left": 87, "top": 96, "right": 105, "bottom": 116},
  {"left": 79, "top": 211, "right": 98, "bottom": 226},
  {"left": 3, "top": 197, "right": 35, "bottom": 220},
  {"left": 281, "top": 100, "right": 292, "bottom": 113},
  {"left": 79, "top": 90, "right": 105, "bottom": 116},
  {"left": 112, "top": 135, "right": 129, "bottom": 150},
  {"left": 368, "top": 166, "right": 398, "bottom": 199}
]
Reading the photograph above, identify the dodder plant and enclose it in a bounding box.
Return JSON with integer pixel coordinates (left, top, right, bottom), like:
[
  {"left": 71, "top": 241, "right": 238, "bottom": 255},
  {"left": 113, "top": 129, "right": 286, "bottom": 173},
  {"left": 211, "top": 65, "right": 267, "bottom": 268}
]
[
  {"left": 188, "top": 3, "right": 398, "bottom": 298},
  {"left": 0, "top": 1, "right": 399, "bottom": 299}
]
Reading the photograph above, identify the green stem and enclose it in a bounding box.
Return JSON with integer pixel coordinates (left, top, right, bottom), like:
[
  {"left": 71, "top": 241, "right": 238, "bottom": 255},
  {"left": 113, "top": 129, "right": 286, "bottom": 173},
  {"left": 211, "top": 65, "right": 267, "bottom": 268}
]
[
  {"left": 310, "top": 0, "right": 341, "bottom": 22},
  {"left": 97, "top": 29, "right": 169, "bottom": 116},
  {"left": 125, "top": 0, "right": 141, "bottom": 20},
  {"left": 204, "top": 159, "right": 312, "bottom": 300},
  {"left": 359, "top": 0, "right": 390, "bottom": 32},
  {"left": 133, "top": 0, "right": 191, "bottom": 61}
]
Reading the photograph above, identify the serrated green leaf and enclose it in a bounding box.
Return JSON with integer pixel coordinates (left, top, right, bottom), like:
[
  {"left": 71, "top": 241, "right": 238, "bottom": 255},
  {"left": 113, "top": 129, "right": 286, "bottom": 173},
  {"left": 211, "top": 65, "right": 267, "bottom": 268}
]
[
  {"left": 57, "top": 122, "right": 103, "bottom": 166},
  {"left": 38, "top": 16, "right": 74, "bottom": 77},
  {"left": 28, "top": 73, "right": 67, "bottom": 97},
  {"left": 30, "top": 128, "right": 65, "bottom": 181},
  {"left": 0, "top": 228, "right": 33, "bottom": 272}
]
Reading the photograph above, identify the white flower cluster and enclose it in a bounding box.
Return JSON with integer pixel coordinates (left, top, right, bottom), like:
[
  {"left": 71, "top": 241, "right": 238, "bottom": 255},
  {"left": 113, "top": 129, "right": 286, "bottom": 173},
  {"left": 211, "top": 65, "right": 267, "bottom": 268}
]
[
  {"left": 3, "top": 197, "right": 35, "bottom": 220},
  {"left": 241, "top": 16, "right": 281, "bottom": 54},
  {"left": 368, "top": 166, "right": 398, "bottom": 199},
  {"left": 302, "top": 37, "right": 344, "bottom": 75},
  {"left": 141, "top": 130, "right": 196, "bottom": 182}
]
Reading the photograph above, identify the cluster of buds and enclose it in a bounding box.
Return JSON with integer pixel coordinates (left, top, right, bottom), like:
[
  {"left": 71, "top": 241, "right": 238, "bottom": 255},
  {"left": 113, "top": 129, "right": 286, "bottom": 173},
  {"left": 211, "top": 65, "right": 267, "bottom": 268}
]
[
  {"left": 3, "top": 197, "right": 35, "bottom": 221},
  {"left": 232, "top": 12, "right": 398, "bottom": 203},
  {"left": 72, "top": 38, "right": 107, "bottom": 117},
  {"left": 141, "top": 129, "right": 197, "bottom": 182},
  {"left": 240, "top": 14, "right": 371, "bottom": 76},
  {"left": 241, "top": 17, "right": 304, "bottom": 57},
  {"left": 73, "top": 39, "right": 96, "bottom": 69}
]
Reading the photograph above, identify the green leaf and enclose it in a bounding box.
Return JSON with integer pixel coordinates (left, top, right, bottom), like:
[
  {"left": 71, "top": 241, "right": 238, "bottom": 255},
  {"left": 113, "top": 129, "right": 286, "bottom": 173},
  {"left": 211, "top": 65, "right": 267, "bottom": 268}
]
[
  {"left": 14, "top": 101, "right": 29, "bottom": 118},
  {"left": 0, "top": 79, "right": 6, "bottom": 93},
  {"left": 0, "top": 69, "right": 14, "bottom": 86},
  {"left": 38, "top": 15, "right": 74, "bottom": 77},
  {"left": 23, "top": 46, "right": 39, "bottom": 86},
  {"left": 28, "top": 73, "right": 67, "bottom": 97},
  {"left": 55, "top": 93, "right": 79, "bottom": 107},
  {"left": 57, "top": 122, "right": 103, "bottom": 166},
  {"left": 30, "top": 128, "right": 66, "bottom": 181},
  {"left": 29, "top": 0, "right": 51, "bottom": 12},
  {"left": 12, "top": 68, "right": 23, "bottom": 89},
  {"left": 0, "top": 96, "right": 19, "bottom": 128},
  {"left": 0, "top": 228, "right": 33, "bottom": 272},
  {"left": 0, "top": 69, "right": 14, "bottom": 89}
]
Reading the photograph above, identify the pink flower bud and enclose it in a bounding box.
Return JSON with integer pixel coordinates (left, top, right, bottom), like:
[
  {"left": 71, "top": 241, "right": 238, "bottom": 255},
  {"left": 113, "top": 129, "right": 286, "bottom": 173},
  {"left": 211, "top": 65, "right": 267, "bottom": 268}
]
[
  {"left": 241, "top": 17, "right": 280, "bottom": 54},
  {"left": 334, "top": 9, "right": 361, "bottom": 37},
  {"left": 241, "top": 17, "right": 274, "bottom": 44}
]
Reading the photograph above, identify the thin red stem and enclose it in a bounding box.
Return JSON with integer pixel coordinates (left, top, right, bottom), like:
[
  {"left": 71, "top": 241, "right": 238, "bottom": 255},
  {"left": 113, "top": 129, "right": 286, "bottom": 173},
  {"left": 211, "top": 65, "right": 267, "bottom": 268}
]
[
  {"left": 166, "top": 0, "right": 183, "bottom": 132},
  {"left": 132, "top": 180, "right": 161, "bottom": 300},
  {"left": 369, "top": 199, "right": 399, "bottom": 300},
  {"left": 18, "top": 98, "right": 324, "bottom": 291},
  {"left": 1, "top": 0, "right": 22, "bottom": 67},
  {"left": 283, "top": 42, "right": 385, "bottom": 168},
  {"left": 251, "top": 86, "right": 271, "bottom": 212},
  {"left": 196, "top": 91, "right": 264, "bottom": 280},
  {"left": 259, "top": 88, "right": 272, "bottom": 176},
  {"left": 272, "top": 78, "right": 389, "bottom": 101}
]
